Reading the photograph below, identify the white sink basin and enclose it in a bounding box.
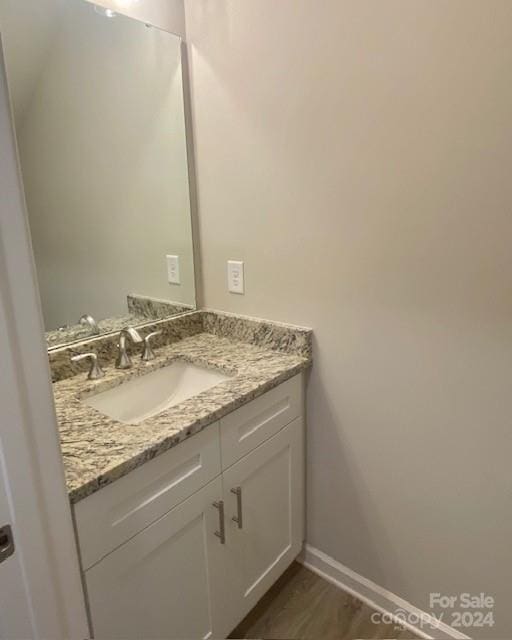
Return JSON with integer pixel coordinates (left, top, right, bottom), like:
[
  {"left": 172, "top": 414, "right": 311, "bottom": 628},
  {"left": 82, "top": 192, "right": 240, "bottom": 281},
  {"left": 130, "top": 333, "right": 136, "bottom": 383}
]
[{"left": 84, "top": 361, "right": 231, "bottom": 424}]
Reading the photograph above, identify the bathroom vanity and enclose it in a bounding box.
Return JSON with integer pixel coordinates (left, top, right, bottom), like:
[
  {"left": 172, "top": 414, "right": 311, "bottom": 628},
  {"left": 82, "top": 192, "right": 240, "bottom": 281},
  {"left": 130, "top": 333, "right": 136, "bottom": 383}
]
[
  {"left": 51, "top": 311, "right": 312, "bottom": 639},
  {"left": 77, "top": 376, "right": 303, "bottom": 639}
]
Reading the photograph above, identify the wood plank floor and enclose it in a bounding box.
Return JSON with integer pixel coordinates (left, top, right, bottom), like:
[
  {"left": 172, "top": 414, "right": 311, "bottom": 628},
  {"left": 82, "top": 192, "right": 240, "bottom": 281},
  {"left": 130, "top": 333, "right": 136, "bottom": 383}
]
[{"left": 229, "top": 562, "right": 419, "bottom": 639}]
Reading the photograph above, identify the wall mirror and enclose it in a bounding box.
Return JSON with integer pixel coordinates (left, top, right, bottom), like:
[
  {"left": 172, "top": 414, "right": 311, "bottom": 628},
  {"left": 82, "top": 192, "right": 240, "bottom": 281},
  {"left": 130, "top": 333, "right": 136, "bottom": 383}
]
[{"left": 0, "top": 0, "right": 196, "bottom": 349}]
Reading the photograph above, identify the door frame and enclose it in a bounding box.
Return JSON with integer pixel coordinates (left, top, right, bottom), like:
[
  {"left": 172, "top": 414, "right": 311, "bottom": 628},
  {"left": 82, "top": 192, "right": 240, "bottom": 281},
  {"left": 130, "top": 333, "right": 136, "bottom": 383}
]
[{"left": 0, "top": 35, "right": 89, "bottom": 638}]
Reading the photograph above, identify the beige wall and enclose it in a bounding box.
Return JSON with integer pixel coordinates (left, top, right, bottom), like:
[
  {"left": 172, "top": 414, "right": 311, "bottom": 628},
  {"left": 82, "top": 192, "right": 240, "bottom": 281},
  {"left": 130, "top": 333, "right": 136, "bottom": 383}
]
[{"left": 185, "top": 1, "right": 512, "bottom": 635}]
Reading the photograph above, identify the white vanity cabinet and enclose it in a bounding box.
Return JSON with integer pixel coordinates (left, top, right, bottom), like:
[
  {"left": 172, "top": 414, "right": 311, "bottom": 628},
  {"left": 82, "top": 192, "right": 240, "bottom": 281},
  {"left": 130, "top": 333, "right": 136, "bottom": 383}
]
[
  {"left": 75, "top": 374, "right": 305, "bottom": 640},
  {"left": 85, "top": 477, "right": 227, "bottom": 640}
]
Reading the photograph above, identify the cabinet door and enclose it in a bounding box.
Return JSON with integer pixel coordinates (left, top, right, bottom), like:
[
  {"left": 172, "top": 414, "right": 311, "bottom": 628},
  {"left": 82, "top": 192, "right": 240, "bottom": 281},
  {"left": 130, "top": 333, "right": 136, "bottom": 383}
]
[
  {"left": 85, "top": 476, "right": 229, "bottom": 640},
  {"left": 221, "top": 417, "right": 305, "bottom": 629}
]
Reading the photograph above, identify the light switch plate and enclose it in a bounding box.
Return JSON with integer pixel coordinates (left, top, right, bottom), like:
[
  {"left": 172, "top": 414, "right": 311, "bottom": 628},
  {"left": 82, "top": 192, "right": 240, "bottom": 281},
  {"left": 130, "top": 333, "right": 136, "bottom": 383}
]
[
  {"left": 227, "top": 260, "right": 244, "bottom": 294},
  {"left": 166, "top": 255, "right": 180, "bottom": 285}
]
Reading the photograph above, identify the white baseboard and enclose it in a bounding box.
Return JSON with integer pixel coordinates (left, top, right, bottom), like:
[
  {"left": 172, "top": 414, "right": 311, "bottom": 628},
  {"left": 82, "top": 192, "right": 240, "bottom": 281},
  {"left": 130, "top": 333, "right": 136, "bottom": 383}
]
[{"left": 298, "top": 545, "right": 469, "bottom": 640}]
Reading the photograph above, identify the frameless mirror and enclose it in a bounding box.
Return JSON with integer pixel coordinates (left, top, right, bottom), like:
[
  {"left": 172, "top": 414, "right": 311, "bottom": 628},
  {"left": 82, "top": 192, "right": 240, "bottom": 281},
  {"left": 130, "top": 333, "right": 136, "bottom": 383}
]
[{"left": 0, "top": 0, "right": 196, "bottom": 349}]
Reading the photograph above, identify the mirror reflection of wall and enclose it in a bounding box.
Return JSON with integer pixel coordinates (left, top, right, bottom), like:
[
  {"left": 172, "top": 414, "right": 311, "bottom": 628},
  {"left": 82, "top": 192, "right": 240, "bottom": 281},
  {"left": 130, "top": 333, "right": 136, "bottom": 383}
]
[{"left": 0, "top": 0, "right": 196, "bottom": 348}]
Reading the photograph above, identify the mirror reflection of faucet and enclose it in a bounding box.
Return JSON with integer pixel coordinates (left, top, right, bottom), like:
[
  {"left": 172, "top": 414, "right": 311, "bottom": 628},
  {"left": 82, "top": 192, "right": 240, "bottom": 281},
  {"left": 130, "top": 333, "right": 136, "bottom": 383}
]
[{"left": 79, "top": 314, "right": 100, "bottom": 336}]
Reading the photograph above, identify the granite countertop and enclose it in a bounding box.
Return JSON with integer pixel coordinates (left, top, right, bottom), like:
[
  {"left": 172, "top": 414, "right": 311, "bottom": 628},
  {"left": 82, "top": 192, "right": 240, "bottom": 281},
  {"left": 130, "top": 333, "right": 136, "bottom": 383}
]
[{"left": 55, "top": 332, "right": 310, "bottom": 504}]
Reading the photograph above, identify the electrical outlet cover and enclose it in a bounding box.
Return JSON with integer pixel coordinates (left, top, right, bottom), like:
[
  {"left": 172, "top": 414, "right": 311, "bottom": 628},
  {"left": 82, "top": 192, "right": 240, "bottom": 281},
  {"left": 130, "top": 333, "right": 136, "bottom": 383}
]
[{"left": 227, "top": 260, "right": 244, "bottom": 294}]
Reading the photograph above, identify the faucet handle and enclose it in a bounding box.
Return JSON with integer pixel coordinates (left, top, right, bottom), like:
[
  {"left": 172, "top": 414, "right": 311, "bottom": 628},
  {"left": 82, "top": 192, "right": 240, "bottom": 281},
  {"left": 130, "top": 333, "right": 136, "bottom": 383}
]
[
  {"left": 71, "top": 352, "right": 105, "bottom": 380},
  {"left": 142, "top": 331, "right": 162, "bottom": 361}
]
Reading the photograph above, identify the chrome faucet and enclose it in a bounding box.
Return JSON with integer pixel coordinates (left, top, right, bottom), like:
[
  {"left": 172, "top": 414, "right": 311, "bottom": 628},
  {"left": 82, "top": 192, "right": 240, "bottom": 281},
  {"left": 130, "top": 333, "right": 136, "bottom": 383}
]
[
  {"left": 79, "top": 314, "right": 100, "bottom": 335},
  {"left": 71, "top": 352, "right": 104, "bottom": 380},
  {"left": 116, "top": 327, "right": 143, "bottom": 369}
]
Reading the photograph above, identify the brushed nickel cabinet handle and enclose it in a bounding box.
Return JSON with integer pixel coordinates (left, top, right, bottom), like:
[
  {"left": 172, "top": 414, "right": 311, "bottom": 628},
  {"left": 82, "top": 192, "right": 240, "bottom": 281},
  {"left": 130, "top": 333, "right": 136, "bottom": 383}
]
[
  {"left": 231, "top": 487, "right": 243, "bottom": 529},
  {"left": 213, "top": 500, "right": 225, "bottom": 544}
]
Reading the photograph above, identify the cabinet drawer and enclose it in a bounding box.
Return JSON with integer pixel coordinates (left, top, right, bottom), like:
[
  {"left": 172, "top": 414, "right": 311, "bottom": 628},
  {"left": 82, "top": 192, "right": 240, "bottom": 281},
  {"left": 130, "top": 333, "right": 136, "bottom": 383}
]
[
  {"left": 220, "top": 375, "right": 302, "bottom": 469},
  {"left": 75, "top": 423, "right": 221, "bottom": 570}
]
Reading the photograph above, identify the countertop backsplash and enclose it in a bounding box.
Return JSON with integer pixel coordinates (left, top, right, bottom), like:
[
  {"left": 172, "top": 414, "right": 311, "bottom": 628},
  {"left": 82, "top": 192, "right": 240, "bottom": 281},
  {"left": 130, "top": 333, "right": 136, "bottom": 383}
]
[{"left": 49, "top": 310, "right": 312, "bottom": 382}]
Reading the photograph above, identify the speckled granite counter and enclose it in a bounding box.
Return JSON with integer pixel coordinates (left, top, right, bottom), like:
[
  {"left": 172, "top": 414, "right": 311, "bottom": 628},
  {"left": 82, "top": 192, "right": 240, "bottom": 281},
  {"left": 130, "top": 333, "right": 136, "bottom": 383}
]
[{"left": 54, "top": 326, "right": 311, "bottom": 504}]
